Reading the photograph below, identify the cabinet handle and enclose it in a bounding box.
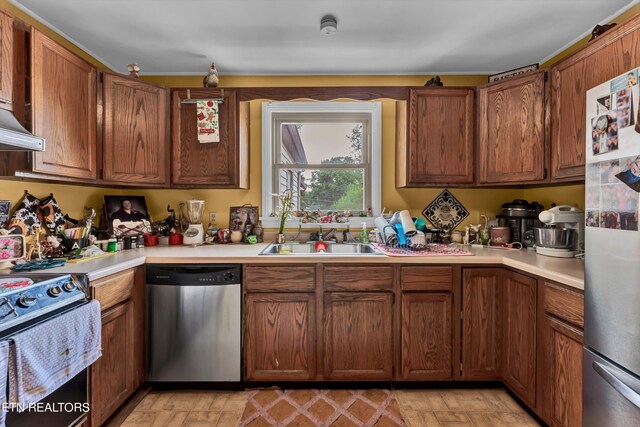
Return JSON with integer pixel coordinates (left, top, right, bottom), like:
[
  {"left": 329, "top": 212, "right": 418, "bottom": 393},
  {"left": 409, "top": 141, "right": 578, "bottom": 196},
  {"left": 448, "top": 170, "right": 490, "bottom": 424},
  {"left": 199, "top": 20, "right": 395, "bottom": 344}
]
[{"left": 593, "top": 361, "right": 640, "bottom": 409}]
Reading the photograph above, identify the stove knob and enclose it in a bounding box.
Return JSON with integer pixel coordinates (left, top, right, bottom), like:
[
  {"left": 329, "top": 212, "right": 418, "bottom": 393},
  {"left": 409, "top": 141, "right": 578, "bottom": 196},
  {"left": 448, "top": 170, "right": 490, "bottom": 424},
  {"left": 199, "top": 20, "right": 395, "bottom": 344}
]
[
  {"left": 18, "top": 295, "right": 37, "bottom": 307},
  {"left": 63, "top": 281, "right": 76, "bottom": 292},
  {"left": 48, "top": 286, "right": 62, "bottom": 297}
]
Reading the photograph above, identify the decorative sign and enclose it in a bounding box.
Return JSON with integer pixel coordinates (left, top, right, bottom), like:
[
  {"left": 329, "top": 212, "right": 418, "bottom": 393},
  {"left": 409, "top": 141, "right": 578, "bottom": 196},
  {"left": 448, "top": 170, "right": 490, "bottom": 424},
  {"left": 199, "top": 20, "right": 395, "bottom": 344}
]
[{"left": 488, "top": 64, "right": 539, "bottom": 83}]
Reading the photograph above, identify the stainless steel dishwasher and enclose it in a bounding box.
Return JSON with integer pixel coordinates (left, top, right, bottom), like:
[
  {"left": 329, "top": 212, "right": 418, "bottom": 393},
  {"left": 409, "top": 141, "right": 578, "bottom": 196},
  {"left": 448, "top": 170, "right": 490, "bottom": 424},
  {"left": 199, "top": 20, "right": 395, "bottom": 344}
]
[{"left": 146, "top": 264, "right": 241, "bottom": 382}]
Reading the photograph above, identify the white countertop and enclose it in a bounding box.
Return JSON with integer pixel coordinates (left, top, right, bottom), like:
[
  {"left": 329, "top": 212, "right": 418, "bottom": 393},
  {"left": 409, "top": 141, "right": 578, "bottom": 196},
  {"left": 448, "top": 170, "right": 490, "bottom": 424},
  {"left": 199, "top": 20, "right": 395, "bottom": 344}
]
[{"left": 16, "top": 243, "right": 583, "bottom": 290}]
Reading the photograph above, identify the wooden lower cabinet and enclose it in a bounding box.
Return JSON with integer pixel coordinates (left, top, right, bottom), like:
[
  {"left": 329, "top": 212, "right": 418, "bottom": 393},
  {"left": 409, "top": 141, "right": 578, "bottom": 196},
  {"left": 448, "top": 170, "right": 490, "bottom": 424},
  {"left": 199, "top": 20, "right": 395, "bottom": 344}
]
[
  {"left": 324, "top": 292, "right": 393, "bottom": 380},
  {"left": 89, "top": 268, "right": 144, "bottom": 427},
  {"left": 400, "top": 292, "right": 452, "bottom": 380},
  {"left": 244, "top": 293, "right": 316, "bottom": 381},
  {"left": 501, "top": 270, "right": 537, "bottom": 406},
  {"left": 538, "top": 282, "right": 585, "bottom": 427},
  {"left": 461, "top": 268, "right": 501, "bottom": 379},
  {"left": 545, "top": 317, "right": 583, "bottom": 427},
  {"left": 90, "top": 301, "right": 135, "bottom": 427}
]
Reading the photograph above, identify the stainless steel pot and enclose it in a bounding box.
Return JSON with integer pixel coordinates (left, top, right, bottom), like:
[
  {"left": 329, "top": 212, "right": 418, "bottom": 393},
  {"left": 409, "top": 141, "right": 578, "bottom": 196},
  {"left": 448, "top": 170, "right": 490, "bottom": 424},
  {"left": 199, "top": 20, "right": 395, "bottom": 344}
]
[{"left": 534, "top": 227, "right": 575, "bottom": 249}]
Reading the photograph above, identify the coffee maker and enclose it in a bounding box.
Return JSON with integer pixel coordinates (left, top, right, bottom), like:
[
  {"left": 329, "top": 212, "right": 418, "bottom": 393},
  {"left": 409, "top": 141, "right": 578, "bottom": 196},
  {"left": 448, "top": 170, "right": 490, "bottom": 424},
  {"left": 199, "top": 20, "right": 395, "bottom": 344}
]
[
  {"left": 496, "top": 199, "right": 544, "bottom": 247},
  {"left": 534, "top": 206, "right": 585, "bottom": 258}
]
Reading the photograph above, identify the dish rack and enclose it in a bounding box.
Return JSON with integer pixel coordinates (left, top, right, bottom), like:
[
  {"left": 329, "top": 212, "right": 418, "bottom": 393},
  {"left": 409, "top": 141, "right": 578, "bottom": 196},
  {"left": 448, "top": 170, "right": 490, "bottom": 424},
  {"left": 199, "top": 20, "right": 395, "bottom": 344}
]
[{"left": 373, "top": 229, "right": 475, "bottom": 257}]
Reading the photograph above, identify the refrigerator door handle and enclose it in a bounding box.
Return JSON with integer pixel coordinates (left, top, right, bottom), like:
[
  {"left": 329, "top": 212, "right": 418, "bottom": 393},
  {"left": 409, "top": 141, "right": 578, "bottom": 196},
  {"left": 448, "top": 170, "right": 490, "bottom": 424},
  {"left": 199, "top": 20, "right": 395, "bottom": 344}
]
[{"left": 593, "top": 361, "right": 640, "bottom": 409}]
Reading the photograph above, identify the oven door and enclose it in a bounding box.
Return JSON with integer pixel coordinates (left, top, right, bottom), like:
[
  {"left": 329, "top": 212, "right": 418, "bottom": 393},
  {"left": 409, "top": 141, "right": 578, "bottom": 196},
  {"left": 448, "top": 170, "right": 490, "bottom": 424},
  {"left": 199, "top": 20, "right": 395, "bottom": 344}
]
[
  {"left": 6, "top": 368, "right": 88, "bottom": 427},
  {"left": 2, "top": 299, "right": 91, "bottom": 427}
]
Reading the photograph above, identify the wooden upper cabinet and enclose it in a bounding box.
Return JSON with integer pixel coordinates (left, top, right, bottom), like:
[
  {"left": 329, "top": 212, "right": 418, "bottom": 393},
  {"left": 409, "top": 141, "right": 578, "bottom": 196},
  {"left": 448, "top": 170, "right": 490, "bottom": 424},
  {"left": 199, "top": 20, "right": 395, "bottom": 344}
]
[
  {"left": 31, "top": 29, "right": 97, "bottom": 181},
  {"left": 172, "top": 88, "right": 249, "bottom": 188},
  {"left": 461, "top": 268, "right": 501, "bottom": 380},
  {"left": 324, "top": 292, "right": 393, "bottom": 380},
  {"left": 400, "top": 292, "right": 452, "bottom": 380},
  {"left": 478, "top": 71, "right": 546, "bottom": 184},
  {"left": 101, "top": 72, "right": 169, "bottom": 186},
  {"left": 0, "top": 11, "right": 13, "bottom": 109},
  {"left": 397, "top": 88, "right": 475, "bottom": 186},
  {"left": 551, "top": 15, "right": 640, "bottom": 182},
  {"left": 501, "top": 270, "right": 537, "bottom": 406}
]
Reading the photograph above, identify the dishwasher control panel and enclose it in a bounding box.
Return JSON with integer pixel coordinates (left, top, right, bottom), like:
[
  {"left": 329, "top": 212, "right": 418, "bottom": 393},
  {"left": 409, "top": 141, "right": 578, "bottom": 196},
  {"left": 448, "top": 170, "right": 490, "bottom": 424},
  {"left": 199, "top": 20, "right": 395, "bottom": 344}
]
[{"left": 146, "top": 264, "right": 242, "bottom": 286}]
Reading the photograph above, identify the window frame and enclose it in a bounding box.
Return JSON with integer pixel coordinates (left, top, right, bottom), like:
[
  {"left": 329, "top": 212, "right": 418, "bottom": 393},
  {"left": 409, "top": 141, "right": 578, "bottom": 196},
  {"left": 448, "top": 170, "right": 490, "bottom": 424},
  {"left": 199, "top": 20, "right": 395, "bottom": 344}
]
[{"left": 262, "top": 101, "right": 382, "bottom": 227}]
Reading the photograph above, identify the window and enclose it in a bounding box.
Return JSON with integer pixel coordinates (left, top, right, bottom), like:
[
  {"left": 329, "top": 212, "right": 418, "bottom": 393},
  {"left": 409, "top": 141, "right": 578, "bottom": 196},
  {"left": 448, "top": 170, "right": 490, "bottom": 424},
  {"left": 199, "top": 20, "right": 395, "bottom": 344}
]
[{"left": 262, "top": 102, "right": 381, "bottom": 225}]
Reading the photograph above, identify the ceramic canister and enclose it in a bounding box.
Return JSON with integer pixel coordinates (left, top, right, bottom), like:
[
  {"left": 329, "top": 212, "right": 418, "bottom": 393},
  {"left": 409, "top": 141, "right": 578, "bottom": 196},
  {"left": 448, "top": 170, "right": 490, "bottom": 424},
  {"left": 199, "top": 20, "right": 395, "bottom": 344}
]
[{"left": 490, "top": 227, "right": 510, "bottom": 246}]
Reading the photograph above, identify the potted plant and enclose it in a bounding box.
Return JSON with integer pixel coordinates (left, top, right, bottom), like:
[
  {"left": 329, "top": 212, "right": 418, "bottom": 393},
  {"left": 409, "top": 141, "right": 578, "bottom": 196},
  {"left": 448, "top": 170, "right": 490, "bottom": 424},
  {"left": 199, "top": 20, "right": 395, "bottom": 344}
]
[{"left": 275, "top": 190, "right": 294, "bottom": 244}]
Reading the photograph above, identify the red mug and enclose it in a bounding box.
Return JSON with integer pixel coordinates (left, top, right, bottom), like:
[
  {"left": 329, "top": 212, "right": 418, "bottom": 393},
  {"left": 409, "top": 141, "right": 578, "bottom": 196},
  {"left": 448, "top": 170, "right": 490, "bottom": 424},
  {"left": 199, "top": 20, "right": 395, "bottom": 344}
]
[
  {"left": 144, "top": 234, "right": 158, "bottom": 246},
  {"left": 168, "top": 233, "right": 183, "bottom": 245}
]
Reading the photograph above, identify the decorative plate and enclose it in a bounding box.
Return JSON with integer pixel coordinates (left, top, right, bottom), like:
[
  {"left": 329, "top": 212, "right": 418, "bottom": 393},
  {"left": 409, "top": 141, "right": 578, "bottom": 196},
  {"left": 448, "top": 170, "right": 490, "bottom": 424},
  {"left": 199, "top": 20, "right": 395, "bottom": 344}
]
[{"left": 422, "top": 189, "right": 469, "bottom": 230}]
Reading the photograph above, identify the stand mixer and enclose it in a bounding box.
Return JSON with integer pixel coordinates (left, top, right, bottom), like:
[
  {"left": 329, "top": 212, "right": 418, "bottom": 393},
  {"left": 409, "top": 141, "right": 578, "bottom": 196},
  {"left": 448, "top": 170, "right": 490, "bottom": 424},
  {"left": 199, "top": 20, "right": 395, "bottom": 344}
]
[
  {"left": 534, "top": 205, "right": 584, "bottom": 258},
  {"left": 183, "top": 199, "right": 205, "bottom": 245}
]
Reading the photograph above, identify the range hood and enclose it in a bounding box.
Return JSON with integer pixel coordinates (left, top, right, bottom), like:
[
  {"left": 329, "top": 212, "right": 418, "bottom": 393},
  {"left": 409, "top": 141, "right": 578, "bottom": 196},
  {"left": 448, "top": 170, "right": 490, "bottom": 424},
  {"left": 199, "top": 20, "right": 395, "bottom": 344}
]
[{"left": 0, "top": 109, "right": 44, "bottom": 151}]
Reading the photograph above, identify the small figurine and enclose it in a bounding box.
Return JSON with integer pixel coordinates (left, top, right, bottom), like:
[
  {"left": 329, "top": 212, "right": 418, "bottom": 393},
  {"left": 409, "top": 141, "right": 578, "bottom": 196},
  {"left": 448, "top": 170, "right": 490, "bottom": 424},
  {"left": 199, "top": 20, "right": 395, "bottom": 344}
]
[
  {"left": 203, "top": 63, "right": 219, "bottom": 88},
  {"left": 127, "top": 63, "right": 140, "bottom": 79},
  {"left": 425, "top": 75, "right": 444, "bottom": 87},
  {"left": 590, "top": 23, "right": 617, "bottom": 41}
]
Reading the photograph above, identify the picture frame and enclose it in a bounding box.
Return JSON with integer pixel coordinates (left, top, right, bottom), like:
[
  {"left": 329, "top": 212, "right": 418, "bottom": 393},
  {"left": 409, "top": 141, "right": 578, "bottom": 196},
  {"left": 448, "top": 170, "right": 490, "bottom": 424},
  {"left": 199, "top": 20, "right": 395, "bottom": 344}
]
[
  {"left": 0, "top": 200, "right": 10, "bottom": 229},
  {"left": 488, "top": 63, "right": 539, "bottom": 83},
  {"left": 229, "top": 205, "right": 259, "bottom": 231},
  {"left": 104, "top": 195, "right": 152, "bottom": 236}
]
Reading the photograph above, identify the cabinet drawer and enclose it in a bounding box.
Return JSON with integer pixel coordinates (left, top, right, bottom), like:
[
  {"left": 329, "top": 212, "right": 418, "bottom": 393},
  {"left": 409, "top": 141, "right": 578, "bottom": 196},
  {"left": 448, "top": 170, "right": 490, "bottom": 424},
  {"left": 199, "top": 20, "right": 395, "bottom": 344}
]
[
  {"left": 245, "top": 265, "right": 315, "bottom": 292},
  {"left": 324, "top": 266, "right": 393, "bottom": 291},
  {"left": 401, "top": 266, "right": 453, "bottom": 291},
  {"left": 91, "top": 269, "right": 135, "bottom": 311},
  {"left": 544, "top": 282, "right": 584, "bottom": 329}
]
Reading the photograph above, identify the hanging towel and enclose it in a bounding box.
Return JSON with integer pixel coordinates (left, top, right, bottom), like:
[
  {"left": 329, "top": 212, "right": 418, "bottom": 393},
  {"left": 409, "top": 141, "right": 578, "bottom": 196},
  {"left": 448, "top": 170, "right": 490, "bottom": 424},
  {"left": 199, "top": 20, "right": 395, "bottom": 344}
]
[
  {"left": 196, "top": 99, "right": 221, "bottom": 143},
  {"left": 8, "top": 300, "right": 102, "bottom": 406},
  {"left": 0, "top": 341, "right": 9, "bottom": 427}
]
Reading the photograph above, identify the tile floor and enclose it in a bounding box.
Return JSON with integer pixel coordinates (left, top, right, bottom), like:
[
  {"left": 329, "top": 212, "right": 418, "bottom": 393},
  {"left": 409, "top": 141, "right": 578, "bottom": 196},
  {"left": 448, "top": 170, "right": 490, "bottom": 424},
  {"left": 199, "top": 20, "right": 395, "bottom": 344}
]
[{"left": 121, "top": 388, "right": 540, "bottom": 427}]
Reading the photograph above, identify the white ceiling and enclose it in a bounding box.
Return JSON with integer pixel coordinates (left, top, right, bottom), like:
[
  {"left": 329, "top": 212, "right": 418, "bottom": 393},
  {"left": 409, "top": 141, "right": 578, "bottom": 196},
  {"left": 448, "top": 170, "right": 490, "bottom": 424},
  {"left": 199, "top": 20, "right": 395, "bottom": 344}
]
[{"left": 9, "top": 0, "right": 640, "bottom": 75}]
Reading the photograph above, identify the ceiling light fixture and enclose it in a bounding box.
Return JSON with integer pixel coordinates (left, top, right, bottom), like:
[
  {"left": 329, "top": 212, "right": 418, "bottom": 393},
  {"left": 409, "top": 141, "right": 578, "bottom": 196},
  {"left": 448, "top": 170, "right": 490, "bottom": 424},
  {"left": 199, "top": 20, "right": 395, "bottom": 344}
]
[{"left": 320, "top": 15, "right": 337, "bottom": 35}]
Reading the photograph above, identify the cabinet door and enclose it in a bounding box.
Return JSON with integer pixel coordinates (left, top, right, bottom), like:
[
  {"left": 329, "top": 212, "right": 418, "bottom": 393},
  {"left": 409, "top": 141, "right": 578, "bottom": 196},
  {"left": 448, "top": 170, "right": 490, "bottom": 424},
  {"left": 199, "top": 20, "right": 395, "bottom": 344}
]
[
  {"left": 404, "top": 88, "right": 474, "bottom": 185},
  {"left": 0, "top": 11, "right": 13, "bottom": 108},
  {"left": 502, "top": 271, "right": 537, "bottom": 406},
  {"left": 550, "top": 16, "right": 640, "bottom": 181},
  {"left": 101, "top": 72, "right": 169, "bottom": 186},
  {"left": 324, "top": 292, "right": 393, "bottom": 380},
  {"left": 478, "top": 71, "right": 546, "bottom": 184},
  {"left": 31, "top": 29, "right": 97, "bottom": 180},
  {"left": 400, "top": 292, "right": 452, "bottom": 380},
  {"left": 244, "top": 293, "right": 316, "bottom": 381},
  {"left": 172, "top": 88, "right": 248, "bottom": 188},
  {"left": 461, "top": 268, "right": 501, "bottom": 379},
  {"left": 90, "top": 301, "right": 134, "bottom": 427},
  {"left": 543, "top": 317, "right": 583, "bottom": 427}
]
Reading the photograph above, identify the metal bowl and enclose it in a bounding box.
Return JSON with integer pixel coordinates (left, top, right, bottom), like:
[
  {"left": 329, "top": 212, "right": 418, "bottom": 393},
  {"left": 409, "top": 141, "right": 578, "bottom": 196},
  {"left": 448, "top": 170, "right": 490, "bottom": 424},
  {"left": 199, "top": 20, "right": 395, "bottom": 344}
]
[{"left": 534, "top": 227, "right": 575, "bottom": 249}]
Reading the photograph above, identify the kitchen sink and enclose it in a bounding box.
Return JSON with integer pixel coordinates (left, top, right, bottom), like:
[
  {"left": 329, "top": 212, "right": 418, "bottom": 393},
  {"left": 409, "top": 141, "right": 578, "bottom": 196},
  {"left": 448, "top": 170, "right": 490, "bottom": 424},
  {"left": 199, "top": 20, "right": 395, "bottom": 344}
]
[{"left": 259, "top": 242, "right": 383, "bottom": 255}]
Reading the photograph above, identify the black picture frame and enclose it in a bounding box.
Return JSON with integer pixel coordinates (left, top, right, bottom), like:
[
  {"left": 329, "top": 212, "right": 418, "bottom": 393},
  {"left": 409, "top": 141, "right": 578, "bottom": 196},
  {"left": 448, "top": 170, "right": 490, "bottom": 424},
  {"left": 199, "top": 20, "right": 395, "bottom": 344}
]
[{"left": 104, "top": 195, "right": 151, "bottom": 236}]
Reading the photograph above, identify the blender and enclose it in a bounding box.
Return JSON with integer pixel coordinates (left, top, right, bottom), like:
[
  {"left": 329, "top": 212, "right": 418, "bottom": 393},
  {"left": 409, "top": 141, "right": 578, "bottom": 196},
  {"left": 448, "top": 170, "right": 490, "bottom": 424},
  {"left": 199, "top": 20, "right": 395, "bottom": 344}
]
[{"left": 183, "top": 199, "right": 205, "bottom": 245}]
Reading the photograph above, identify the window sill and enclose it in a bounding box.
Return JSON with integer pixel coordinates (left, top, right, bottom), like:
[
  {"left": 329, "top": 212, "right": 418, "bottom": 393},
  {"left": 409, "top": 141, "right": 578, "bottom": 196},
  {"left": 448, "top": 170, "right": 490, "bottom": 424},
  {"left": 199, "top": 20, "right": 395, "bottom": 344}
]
[{"left": 260, "top": 217, "right": 376, "bottom": 230}]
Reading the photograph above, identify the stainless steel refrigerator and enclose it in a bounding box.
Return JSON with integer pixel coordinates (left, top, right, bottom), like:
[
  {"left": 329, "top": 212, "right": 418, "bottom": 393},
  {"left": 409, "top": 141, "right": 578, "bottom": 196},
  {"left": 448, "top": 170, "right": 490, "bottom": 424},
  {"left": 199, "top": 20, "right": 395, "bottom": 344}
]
[{"left": 584, "top": 68, "right": 640, "bottom": 425}]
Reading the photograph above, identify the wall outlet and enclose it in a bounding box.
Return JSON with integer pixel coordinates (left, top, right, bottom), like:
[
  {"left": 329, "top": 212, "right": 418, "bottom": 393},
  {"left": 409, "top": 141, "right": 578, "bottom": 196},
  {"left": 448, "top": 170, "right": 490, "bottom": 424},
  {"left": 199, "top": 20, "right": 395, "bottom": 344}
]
[
  {"left": 477, "top": 210, "right": 487, "bottom": 223},
  {"left": 209, "top": 212, "right": 217, "bottom": 223}
]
